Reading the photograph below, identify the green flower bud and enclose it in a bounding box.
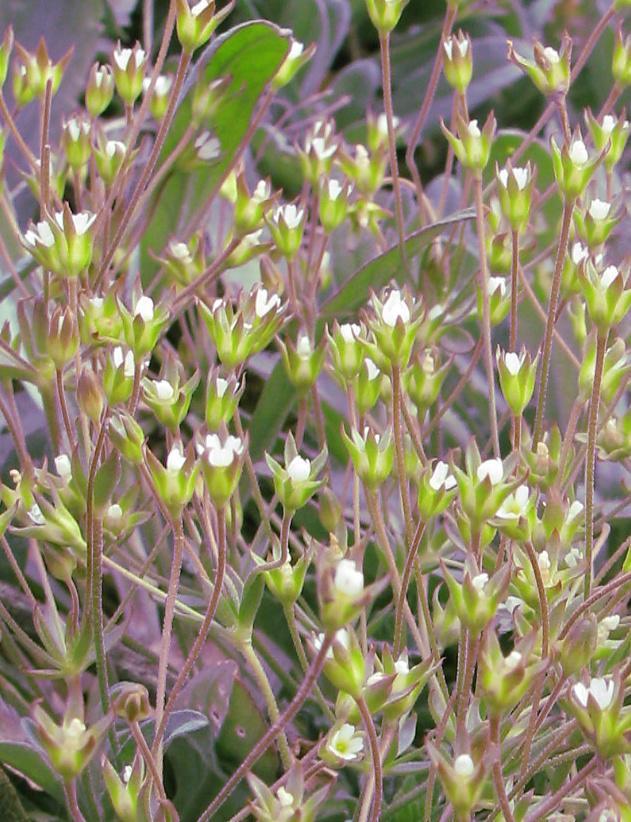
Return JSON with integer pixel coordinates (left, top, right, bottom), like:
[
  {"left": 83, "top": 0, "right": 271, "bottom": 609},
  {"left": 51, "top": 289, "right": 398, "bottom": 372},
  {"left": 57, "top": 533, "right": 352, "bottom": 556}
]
[
  {"left": 417, "top": 460, "right": 457, "bottom": 520},
  {"left": 0, "top": 27, "right": 14, "bottom": 89},
  {"left": 197, "top": 432, "right": 244, "bottom": 508},
  {"left": 142, "top": 370, "right": 199, "bottom": 432},
  {"left": 452, "top": 448, "right": 515, "bottom": 528},
  {"left": 248, "top": 764, "right": 328, "bottom": 822},
  {"left": 585, "top": 109, "right": 630, "bottom": 172},
  {"left": 342, "top": 425, "right": 394, "bottom": 489},
  {"left": 157, "top": 233, "right": 205, "bottom": 288},
  {"left": 205, "top": 369, "right": 243, "bottom": 430},
  {"left": 143, "top": 73, "right": 172, "bottom": 120},
  {"left": 299, "top": 120, "right": 339, "bottom": 186},
  {"left": 496, "top": 161, "right": 535, "bottom": 232},
  {"left": 111, "top": 682, "right": 152, "bottom": 723},
  {"left": 379, "top": 649, "right": 435, "bottom": 722},
  {"left": 492, "top": 484, "right": 535, "bottom": 541},
  {"left": 109, "top": 412, "right": 146, "bottom": 465},
  {"left": 23, "top": 204, "right": 96, "bottom": 278},
  {"left": 507, "top": 36, "right": 571, "bottom": 96},
  {"left": 278, "top": 333, "right": 326, "bottom": 393},
  {"left": 443, "top": 30, "right": 472, "bottom": 93},
  {"left": 61, "top": 114, "right": 91, "bottom": 170},
  {"left": 33, "top": 706, "right": 111, "bottom": 780},
  {"left": 479, "top": 276, "right": 510, "bottom": 326},
  {"left": 327, "top": 321, "right": 366, "bottom": 380},
  {"left": 355, "top": 357, "right": 382, "bottom": 415},
  {"left": 578, "top": 261, "right": 631, "bottom": 332},
  {"left": 77, "top": 367, "right": 104, "bottom": 423},
  {"left": 569, "top": 675, "right": 631, "bottom": 758},
  {"left": 597, "top": 411, "right": 631, "bottom": 462},
  {"left": 579, "top": 334, "right": 631, "bottom": 405},
  {"left": 479, "top": 632, "right": 541, "bottom": 716},
  {"left": 234, "top": 175, "right": 274, "bottom": 236},
  {"left": 522, "top": 428, "right": 563, "bottom": 491},
  {"left": 176, "top": 0, "right": 235, "bottom": 53},
  {"left": 612, "top": 29, "right": 631, "bottom": 87},
  {"left": 558, "top": 615, "right": 598, "bottom": 676},
  {"left": 12, "top": 39, "right": 72, "bottom": 105},
  {"left": 497, "top": 347, "right": 537, "bottom": 415},
  {"left": 426, "top": 743, "right": 487, "bottom": 820},
  {"left": 443, "top": 560, "right": 510, "bottom": 634},
  {"left": 102, "top": 755, "right": 144, "bottom": 822},
  {"left": 265, "top": 434, "right": 326, "bottom": 512},
  {"left": 145, "top": 443, "right": 199, "bottom": 514},
  {"left": 79, "top": 291, "right": 123, "bottom": 345},
  {"left": 191, "top": 75, "right": 231, "bottom": 124},
  {"left": 112, "top": 42, "right": 146, "bottom": 105},
  {"left": 47, "top": 306, "right": 79, "bottom": 368},
  {"left": 15, "top": 491, "right": 86, "bottom": 554},
  {"left": 85, "top": 63, "right": 115, "bottom": 117},
  {"left": 365, "top": 287, "right": 422, "bottom": 370},
  {"left": 441, "top": 112, "right": 496, "bottom": 173},
  {"left": 405, "top": 349, "right": 449, "bottom": 414},
  {"left": 551, "top": 134, "right": 600, "bottom": 199},
  {"left": 365, "top": 0, "right": 409, "bottom": 34},
  {"left": 338, "top": 143, "right": 386, "bottom": 196},
  {"left": 93, "top": 137, "right": 127, "bottom": 187},
  {"left": 119, "top": 294, "right": 170, "bottom": 357},
  {"left": 574, "top": 198, "right": 618, "bottom": 248},
  {"left": 318, "top": 178, "right": 350, "bottom": 233},
  {"left": 267, "top": 203, "right": 305, "bottom": 259},
  {"left": 316, "top": 628, "right": 365, "bottom": 698},
  {"left": 261, "top": 550, "right": 311, "bottom": 606},
  {"left": 271, "top": 39, "right": 315, "bottom": 90}
]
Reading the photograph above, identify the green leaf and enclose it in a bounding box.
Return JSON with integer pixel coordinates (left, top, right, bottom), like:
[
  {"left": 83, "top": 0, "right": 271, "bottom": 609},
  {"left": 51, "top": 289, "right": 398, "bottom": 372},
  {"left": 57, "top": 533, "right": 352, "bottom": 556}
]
[
  {"left": 141, "top": 22, "right": 290, "bottom": 287},
  {"left": 237, "top": 573, "right": 265, "bottom": 635},
  {"left": 247, "top": 359, "right": 298, "bottom": 464}
]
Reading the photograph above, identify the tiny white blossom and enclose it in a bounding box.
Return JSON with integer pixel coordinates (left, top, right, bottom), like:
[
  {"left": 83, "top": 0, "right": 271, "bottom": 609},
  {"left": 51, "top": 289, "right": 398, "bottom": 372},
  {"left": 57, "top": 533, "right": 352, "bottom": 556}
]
[
  {"left": 429, "top": 461, "right": 456, "bottom": 491},
  {"left": 489, "top": 277, "right": 507, "bottom": 297},
  {"left": 296, "top": 335, "right": 312, "bottom": 357},
  {"left": 195, "top": 131, "right": 220, "bottom": 161},
  {"left": 255, "top": 288, "right": 281, "bottom": 318},
  {"left": 538, "top": 550, "right": 551, "bottom": 575},
  {"left": 105, "top": 140, "right": 126, "bottom": 158},
  {"left": 215, "top": 377, "right": 229, "bottom": 398},
  {"left": 326, "top": 179, "right": 343, "bottom": 200},
  {"left": 112, "top": 347, "right": 135, "bottom": 378},
  {"left": 287, "top": 455, "right": 311, "bottom": 482},
  {"left": 334, "top": 559, "right": 364, "bottom": 598},
  {"left": 564, "top": 546, "right": 582, "bottom": 569},
  {"left": 573, "top": 677, "right": 614, "bottom": 710},
  {"left": 204, "top": 434, "right": 243, "bottom": 467},
  {"left": 467, "top": 120, "right": 481, "bottom": 138},
  {"left": 496, "top": 485, "right": 530, "bottom": 519},
  {"left": 394, "top": 655, "right": 410, "bottom": 675},
  {"left": 601, "top": 115, "right": 616, "bottom": 135},
  {"left": 191, "top": 0, "right": 211, "bottom": 15},
  {"left": 25, "top": 221, "right": 55, "bottom": 248},
  {"left": 589, "top": 199, "right": 611, "bottom": 221},
  {"left": 28, "top": 504, "right": 45, "bottom": 525},
  {"left": 113, "top": 48, "right": 133, "bottom": 71},
  {"left": 569, "top": 140, "right": 589, "bottom": 167},
  {"left": 376, "top": 112, "right": 398, "bottom": 137},
  {"left": 567, "top": 500, "right": 584, "bottom": 522},
  {"left": 55, "top": 454, "right": 72, "bottom": 479},
  {"left": 170, "top": 241, "right": 192, "bottom": 262},
  {"left": 134, "top": 295, "right": 154, "bottom": 322},
  {"left": 504, "top": 351, "right": 524, "bottom": 375},
  {"left": 365, "top": 358, "right": 380, "bottom": 381},
  {"left": 167, "top": 446, "right": 186, "bottom": 473},
  {"left": 504, "top": 595, "right": 523, "bottom": 615},
  {"left": 107, "top": 503, "right": 123, "bottom": 520},
  {"left": 512, "top": 166, "right": 529, "bottom": 190},
  {"left": 381, "top": 289, "right": 410, "bottom": 327},
  {"left": 276, "top": 787, "right": 294, "bottom": 808},
  {"left": 543, "top": 46, "right": 560, "bottom": 64},
  {"left": 328, "top": 724, "right": 364, "bottom": 761},
  {"left": 288, "top": 40, "right": 304, "bottom": 60},
  {"left": 275, "top": 204, "right": 304, "bottom": 229},
  {"left": 66, "top": 718, "right": 86, "bottom": 738},
  {"left": 506, "top": 650, "right": 522, "bottom": 670},
  {"left": 153, "top": 380, "right": 174, "bottom": 400},
  {"left": 471, "top": 573, "right": 488, "bottom": 592},
  {"left": 601, "top": 615, "right": 620, "bottom": 632},
  {"left": 454, "top": 754, "right": 474, "bottom": 777},
  {"left": 121, "top": 765, "right": 132, "bottom": 783},
  {"left": 601, "top": 265, "right": 619, "bottom": 289},
  {"left": 339, "top": 323, "right": 360, "bottom": 342},
  {"left": 54, "top": 210, "right": 96, "bottom": 236},
  {"left": 571, "top": 242, "right": 588, "bottom": 266},
  {"left": 477, "top": 458, "right": 503, "bottom": 486}
]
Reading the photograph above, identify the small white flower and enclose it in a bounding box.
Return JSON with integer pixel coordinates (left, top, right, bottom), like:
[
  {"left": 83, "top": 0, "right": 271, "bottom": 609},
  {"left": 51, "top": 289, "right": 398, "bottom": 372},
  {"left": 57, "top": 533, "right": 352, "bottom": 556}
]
[
  {"left": 67, "top": 119, "right": 82, "bottom": 142},
  {"left": 275, "top": 204, "right": 304, "bottom": 229},
  {"left": 326, "top": 179, "right": 343, "bottom": 200},
  {"left": 287, "top": 455, "right": 311, "bottom": 482},
  {"left": 134, "top": 295, "right": 154, "bottom": 322},
  {"left": 195, "top": 131, "right": 221, "bottom": 161},
  {"left": 365, "top": 358, "right": 380, "bottom": 381},
  {"left": 601, "top": 115, "right": 616, "bottom": 135},
  {"left": 564, "top": 546, "right": 582, "bottom": 569},
  {"left": 121, "top": 765, "right": 132, "bottom": 783},
  {"left": 54, "top": 210, "right": 96, "bottom": 236},
  {"left": 134, "top": 49, "right": 146, "bottom": 68},
  {"left": 589, "top": 199, "right": 611, "bottom": 221},
  {"left": 512, "top": 166, "right": 529, "bottom": 190},
  {"left": 153, "top": 380, "right": 174, "bottom": 400},
  {"left": 167, "top": 446, "right": 186, "bottom": 473},
  {"left": 191, "top": 0, "right": 211, "bottom": 15},
  {"left": 601, "top": 265, "right": 619, "bottom": 289},
  {"left": 506, "top": 650, "right": 522, "bottom": 670},
  {"left": 489, "top": 276, "right": 507, "bottom": 297},
  {"left": 94, "top": 67, "right": 107, "bottom": 87},
  {"left": 543, "top": 46, "right": 560, "bottom": 64},
  {"left": 443, "top": 38, "right": 454, "bottom": 61},
  {"left": 25, "top": 221, "right": 55, "bottom": 248},
  {"left": 55, "top": 454, "right": 72, "bottom": 479},
  {"left": 571, "top": 242, "right": 588, "bottom": 266},
  {"left": 28, "top": 504, "right": 45, "bottom": 525},
  {"left": 467, "top": 119, "right": 481, "bottom": 138},
  {"left": 569, "top": 140, "right": 589, "bottom": 167},
  {"left": 203, "top": 434, "right": 243, "bottom": 467},
  {"left": 215, "top": 377, "right": 229, "bottom": 398},
  {"left": 429, "top": 461, "right": 456, "bottom": 491},
  {"left": 296, "top": 335, "right": 312, "bottom": 357},
  {"left": 454, "top": 754, "right": 474, "bottom": 777},
  {"left": 334, "top": 559, "right": 364, "bottom": 598},
  {"left": 339, "top": 323, "right": 360, "bottom": 342},
  {"left": 567, "top": 500, "right": 584, "bottom": 522},
  {"left": 153, "top": 75, "right": 172, "bottom": 96},
  {"left": 601, "top": 615, "right": 620, "bottom": 632},
  {"left": 107, "top": 503, "right": 123, "bottom": 520},
  {"left": 66, "top": 718, "right": 86, "bottom": 738},
  {"left": 254, "top": 287, "right": 281, "bottom": 318},
  {"left": 477, "top": 458, "right": 503, "bottom": 486},
  {"left": 328, "top": 724, "right": 364, "bottom": 761},
  {"left": 573, "top": 677, "right": 614, "bottom": 710},
  {"left": 89, "top": 296, "right": 104, "bottom": 310},
  {"left": 471, "top": 573, "right": 489, "bottom": 592},
  {"left": 113, "top": 48, "right": 132, "bottom": 71},
  {"left": 170, "top": 241, "right": 192, "bottom": 262},
  {"left": 503, "top": 595, "right": 523, "bottom": 614},
  {"left": 112, "top": 347, "right": 135, "bottom": 378},
  {"left": 381, "top": 289, "right": 410, "bottom": 327},
  {"left": 288, "top": 40, "right": 304, "bottom": 60},
  {"left": 105, "top": 140, "right": 126, "bottom": 158},
  {"left": 496, "top": 485, "right": 530, "bottom": 520},
  {"left": 538, "top": 550, "right": 551, "bottom": 576},
  {"left": 276, "top": 787, "right": 294, "bottom": 808},
  {"left": 394, "top": 655, "right": 410, "bottom": 676},
  {"left": 503, "top": 351, "right": 524, "bottom": 376}
]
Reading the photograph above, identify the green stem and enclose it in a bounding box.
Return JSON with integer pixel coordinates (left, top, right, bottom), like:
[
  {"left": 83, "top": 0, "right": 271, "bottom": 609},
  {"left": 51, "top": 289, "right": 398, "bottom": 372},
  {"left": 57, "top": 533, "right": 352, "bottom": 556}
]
[
  {"left": 490, "top": 716, "right": 514, "bottom": 822},
  {"left": 393, "top": 520, "right": 425, "bottom": 657},
  {"left": 356, "top": 695, "right": 383, "bottom": 822}
]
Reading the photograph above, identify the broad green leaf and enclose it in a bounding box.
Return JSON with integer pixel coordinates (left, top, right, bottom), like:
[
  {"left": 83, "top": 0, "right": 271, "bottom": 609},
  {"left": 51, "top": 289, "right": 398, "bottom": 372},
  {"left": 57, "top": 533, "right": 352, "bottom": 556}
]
[
  {"left": 141, "top": 22, "right": 290, "bottom": 287},
  {"left": 247, "top": 358, "right": 298, "bottom": 463}
]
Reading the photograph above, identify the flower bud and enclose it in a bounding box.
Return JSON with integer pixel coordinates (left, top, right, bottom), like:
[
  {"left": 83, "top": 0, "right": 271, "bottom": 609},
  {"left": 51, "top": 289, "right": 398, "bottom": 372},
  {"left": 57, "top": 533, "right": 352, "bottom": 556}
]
[
  {"left": 578, "top": 261, "right": 631, "bottom": 333},
  {"left": 112, "top": 42, "right": 146, "bottom": 105},
  {"left": 366, "top": 287, "right": 421, "bottom": 370},
  {"left": 61, "top": 115, "right": 91, "bottom": 170},
  {"left": 142, "top": 369, "right": 199, "bottom": 432},
  {"left": 47, "top": 306, "right": 79, "bottom": 369},
  {"left": 497, "top": 347, "right": 537, "bottom": 415},
  {"left": 33, "top": 706, "right": 111, "bottom": 780},
  {"left": 86, "top": 63, "right": 114, "bottom": 117},
  {"left": 342, "top": 425, "right": 394, "bottom": 489},
  {"left": 441, "top": 112, "right": 496, "bottom": 173},
  {"left": 443, "top": 31, "right": 472, "bottom": 93},
  {"left": 426, "top": 743, "right": 487, "bottom": 820},
  {"left": 405, "top": 349, "right": 448, "bottom": 415},
  {"left": 443, "top": 561, "right": 510, "bottom": 634},
  {"left": 551, "top": 133, "right": 600, "bottom": 199},
  {"left": 508, "top": 36, "right": 571, "bottom": 96},
  {"left": 299, "top": 119, "right": 339, "bottom": 186},
  {"left": 143, "top": 73, "right": 172, "bottom": 120},
  {"left": 93, "top": 137, "right": 127, "bottom": 187},
  {"left": 261, "top": 550, "right": 311, "bottom": 606},
  {"left": 272, "top": 39, "right": 315, "bottom": 90},
  {"left": 145, "top": 443, "right": 199, "bottom": 514},
  {"left": 176, "top": 0, "right": 234, "bottom": 53},
  {"left": 102, "top": 756, "right": 144, "bottom": 822},
  {"left": 496, "top": 161, "right": 534, "bottom": 232},
  {"left": 574, "top": 198, "right": 618, "bottom": 248},
  {"left": 234, "top": 175, "right": 274, "bottom": 236},
  {"left": 479, "top": 632, "right": 541, "bottom": 715},
  {"left": 23, "top": 205, "right": 96, "bottom": 278},
  {"left": 365, "top": 0, "right": 409, "bottom": 34},
  {"left": 111, "top": 682, "right": 152, "bottom": 723},
  {"left": 205, "top": 369, "right": 243, "bottom": 430},
  {"left": 196, "top": 433, "right": 244, "bottom": 508},
  {"left": 418, "top": 460, "right": 457, "bottom": 520},
  {"left": 579, "top": 334, "right": 631, "bottom": 405},
  {"left": 267, "top": 203, "right": 305, "bottom": 259},
  {"left": 452, "top": 447, "right": 514, "bottom": 528},
  {"left": 109, "top": 412, "right": 146, "bottom": 465},
  {"left": 265, "top": 434, "right": 326, "bottom": 512},
  {"left": 612, "top": 29, "right": 631, "bottom": 87},
  {"left": 585, "top": 109, "right": 630, "bottom": 172},
  {"left": 327, "top": 322, "right": 365, "bottom": 380},
  {"left": 480, "top": 276, "right": 510, "bottom": 326},
  {"left": 319, "top": 178, "right": 350, "bottom": 233},
  {"left": 338, "top": 143, "right": 386, "bottom": 196},
  {"left": 120, "top": 294, "right": 169, "bottom": 357},
  {"left": 278, "top": 334, "right": 326, "bottom": 394},
  {"left": 316, "top": 629, "right": 366, "bottom": 698},
  {"left": 77, "top": 367, "right": 104, "bottom": 423},
  {"left": 355, "top": 357, "right": 382, "bottom": 415},
  {"left": 12, "top": 39, "right": 72, "bottom": 105}
]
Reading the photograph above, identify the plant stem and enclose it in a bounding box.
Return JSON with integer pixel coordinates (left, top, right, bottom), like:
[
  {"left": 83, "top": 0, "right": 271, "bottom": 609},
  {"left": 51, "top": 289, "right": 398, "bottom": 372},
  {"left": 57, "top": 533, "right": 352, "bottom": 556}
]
[
  {"left": 584, "top": 331, "right": 608, "bottom": 598},
  {"left": 64, "top": 780, "right": 84, "bottom": 822},
  {"left": 533, "top": 198, "right": 574, "bottom": 445},
  {"left": 509, "top": 229, "right": 520, "bottom": 351},
  {"left": 473, "top": 174, "right": 500, "bottom": 457},
  {"left": 198, "top": 634, "right": 334, "bottom": 820},
  {"left": 393, "top": 520, "right": 425, "bottom": 657},
  {"left": 391, "top": 366, "right": 413, "bottom": 543},
  {"left": 524, "top": 758, "right": 598, "bottom": 821},
  {"left": 490, "top": 717, "right": 515, "bottom": 822},
  {"left": 356, "top": 695, "right": 383, "bottom": 822}
]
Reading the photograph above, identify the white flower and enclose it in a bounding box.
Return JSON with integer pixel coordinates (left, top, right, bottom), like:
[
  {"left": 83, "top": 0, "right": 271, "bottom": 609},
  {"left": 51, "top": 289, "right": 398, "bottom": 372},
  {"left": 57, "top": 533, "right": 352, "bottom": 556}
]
[
  {"left": 589, "top": 199, "right": 611, "bottom": 221},
  {"left": 94, "top": 66, "right": 108, "bottom": 87},
  {"left": 334, "top": 559, "right": 364, "bottom": 598},
  {"left": 326, "top": 179, "right": 343, "bottom": 200},
  {"left": 67, "top": 118, "right": 84, "bottom": 142},
  {"left": 314, "top": 628, "right": 349, "bottom": 658},
  {"left": 496, "top": 485, "right": 530, "bottom": 519},
  {"left": 503, "top": 595, "right": 523, "bottom": 615},
  {"left": 601, "top": 615, "right": 620, "bottom": 632},
  {"left": 489, "top": 276, "right": 507, "bottom": 297},
  {"left": 167, "top": 445, "right": 186, "bottom": 472},
  {"left": 195, "top": 131, "right": 220, "bottom": 161},
  {"left": 454, "top": 754, "right": 474, "bottom": 777},
  {"left": 28, "top": 504, "right": 45, "bottom": 525},
  {"left": 573, "top": 677, "right": 615, "bottom": 710},
  {"left": 53, "top": 210, "right": 96, "bottom": 236},
  {"left": 276, "top": 787, "right": 294, "bottom": 808},
  {"left": 89, "top": 296, "right": 104, "bottom": 310},
  {"left": 254, "top": 287, "right": 281, "bottom": 318},
  {"left": 429, "top": 461, "right": 456, "bottom": 491},
  {"left": 339, "top": 323, "right": 360, "bottom": 342},
  {"left": 215, "top": 377, "right": 229, "bottom": 397},
  {"left": 66, "top": 718, "right": 87, "bottom": 738},
  {"left": 170, "top": 241, "right": 192, "bottom": 262},
  {"left": 601, "top": 265, "right": 619, "bottom": 289},
  {"left": 571, "top": 242, "right": 588, "bottom": 266},
  {"left": 381, "top": 289, "right": 410, "bottom": 327},
  {"left": 506, "top": 650, "right": 522, "bottom": 670},
  {"left": 201, "top": 434, "right": 243, "bottom": 467},
  {"left": 567, "top": 500, "right": 584, "bottom": 522},
  {"left": 601, "top": 114, "right": 616, "bottom": 135},
  {"left": 288, "top": 40, "right": 304, "bottom": 60},
  {"left": 543, "top": 46, "right": 560, "bottom": 64},
  {"left": 443, "top": 38, "right": 454, "bottom": 61},
  {"left": 538, "top": 551, "right": 551, "bottom": 583},
  {"left": 365, "top": 358, "right": 380, "bottom": 381},
  {"left": 113, "top": 48, "right": 133, "bottom": 71},
  {"left": 394, "top": 655, "right": 410, "bottom": 676},
  {"left": 498, "top": 166, "right": 528, "bottom": 190},
  {"left": 112, "top": 347, "right": 135, "bottom": 378},
  {"left": 24, "top": 221, "right": 55, "bottom": 248},
  {"left": 503, "top": 351, "right": 524, "bottom": 376},
  {"left": 296, "top": 335, "right": 312, "bottom": 357},
  {"left": 107, "top": 503, "right": 123, "bottom": 520},
  {"left": 477, "top": 458, "right": 503, "bottom": 486},
  {"left": 153, "top": 379, "right": 174, "bottom": 400},
  {"left": 467, "top": 120, "right": 481, "bottom": 137},
  {"left": 121, "top": 765, "right": 132, "bottom": 783},
  {"left": 471, "top": 573, "right": 489, "bottom": 592},
  {"left": 287, "top": 455, "right": 311, "bottom": 481},
  {"left": 328, "top": 724, "right": 364, "bottom": 761},
  {"left": 376, "top": 112, "right": 399, "bottom": 137},
  {"left": 191, "top": 0, "right": 211, "bottom": 16},
  {"left": 564, "top": 546, "right": 582, "bottom": 569},
  {"left": 55, "top": 454, "right": 72, "bottom": 479},
  {"left": 105, "top": 140, "right": 126, "bottom": 158},
  {"left": 568, "top": 140, "right": 589, "bottom": 167},
  {"left": 274, "top": 204, "right": 304, "bottom": 229},
  {"left": 134, "top": 295, "right": 154, "bottom": 322},
  {"left": 443, "top": 36, "right": 468, "bottom": 61}
]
